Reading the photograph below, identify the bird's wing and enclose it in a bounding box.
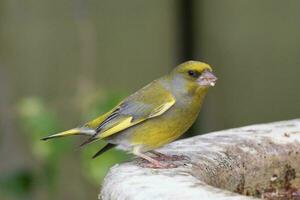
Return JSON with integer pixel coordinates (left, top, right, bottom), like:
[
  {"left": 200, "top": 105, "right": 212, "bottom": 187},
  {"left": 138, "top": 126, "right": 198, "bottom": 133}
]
[{"left": 87, "top": 80, "right": 176, "bottom": 140}]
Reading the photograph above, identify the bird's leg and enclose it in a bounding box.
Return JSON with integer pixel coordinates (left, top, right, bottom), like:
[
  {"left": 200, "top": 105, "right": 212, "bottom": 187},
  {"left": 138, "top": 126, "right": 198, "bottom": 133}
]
[
  {"left": 149, "top": 150, "right": 167, "bottom": 158},
  {"left": 136, "top": 152, "right": 168, "bottom": 168},
  {"left": 150, "top": 150, "right": 189, "bottom": 161},
  {"left": 133, "top": 147, "right": 177, "bottom": 169},
  {"left": 149, "top": 150, "right": 172, "bottom": 161}
]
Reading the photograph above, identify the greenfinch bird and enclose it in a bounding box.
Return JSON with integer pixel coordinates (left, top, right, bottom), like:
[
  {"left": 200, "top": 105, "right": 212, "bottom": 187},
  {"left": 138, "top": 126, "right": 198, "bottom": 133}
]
[{"left": 42, "top": 61, "right": 217, "bottom": 168}]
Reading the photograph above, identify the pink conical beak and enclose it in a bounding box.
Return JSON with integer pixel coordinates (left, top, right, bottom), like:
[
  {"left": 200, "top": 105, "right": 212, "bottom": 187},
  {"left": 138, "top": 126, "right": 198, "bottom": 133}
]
[{"left": 197, "top": 70, "right": 217, "bottom": 87}]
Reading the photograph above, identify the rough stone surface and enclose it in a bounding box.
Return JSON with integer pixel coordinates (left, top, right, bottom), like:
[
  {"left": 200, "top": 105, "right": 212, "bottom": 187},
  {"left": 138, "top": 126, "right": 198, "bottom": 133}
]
[{"left": 100, "top": 119, "right": 300, "bottom": 200}]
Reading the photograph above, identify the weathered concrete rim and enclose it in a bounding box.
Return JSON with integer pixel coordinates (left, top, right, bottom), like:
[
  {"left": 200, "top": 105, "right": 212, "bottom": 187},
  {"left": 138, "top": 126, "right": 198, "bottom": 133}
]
[{"left": 100, "top": 119, "right": 300, "bottom": 200}]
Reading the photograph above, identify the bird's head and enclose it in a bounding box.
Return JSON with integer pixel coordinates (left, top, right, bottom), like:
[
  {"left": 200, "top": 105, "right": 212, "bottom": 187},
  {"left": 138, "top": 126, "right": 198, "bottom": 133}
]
[{"left": 170, "top": 61, "right": 217, "bottom": 94}]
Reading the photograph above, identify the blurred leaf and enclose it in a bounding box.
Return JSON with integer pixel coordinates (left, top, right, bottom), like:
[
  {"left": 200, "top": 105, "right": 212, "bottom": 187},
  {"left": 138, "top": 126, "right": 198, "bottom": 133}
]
[
  {"left": 0, "top": 169, "right": 34, "bottom": 197},
  {"left": 17, "top": 97, "right": 72, "bottom": 160}
]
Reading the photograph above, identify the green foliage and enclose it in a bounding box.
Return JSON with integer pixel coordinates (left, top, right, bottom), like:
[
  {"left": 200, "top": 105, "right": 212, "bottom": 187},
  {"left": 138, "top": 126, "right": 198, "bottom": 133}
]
[
  {"left": 5, "top": 91, "right": 130, "bottom": 198},
  {"left": 0, "top": 169, "right": 34, "bottom": 198},
  {"left": 18, "top": 97, "right": 72, "bottom": 160},
  {"left": 16, "top": 97, "right": 72, "bottom": 197}
]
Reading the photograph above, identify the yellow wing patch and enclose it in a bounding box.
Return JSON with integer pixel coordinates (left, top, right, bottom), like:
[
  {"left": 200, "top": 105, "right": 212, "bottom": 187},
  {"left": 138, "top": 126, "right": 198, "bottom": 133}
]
[
  {"left": 149, "top": 99, "right": 175, "bottom": 118},
  {"left": 98, "top": 116, "right": 133, "bottom": 139}
]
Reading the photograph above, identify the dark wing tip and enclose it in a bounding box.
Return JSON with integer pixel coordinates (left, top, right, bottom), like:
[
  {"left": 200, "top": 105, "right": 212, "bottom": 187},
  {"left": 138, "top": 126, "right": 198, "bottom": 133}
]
[
  {"left": 40, "top": 136, "right": 51, "bottom": 141},
  {"left": 92, "top": 143, "right": 115, "bottom": 159},
  {"left": 92, "top": 154, "right": 98, "bottom": 159}
]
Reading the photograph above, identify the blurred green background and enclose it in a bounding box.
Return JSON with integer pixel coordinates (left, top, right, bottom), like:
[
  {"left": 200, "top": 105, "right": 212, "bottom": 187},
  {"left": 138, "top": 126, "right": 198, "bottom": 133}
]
[{"left": 0, "top": 0, "right": 299, "bottom": 199}]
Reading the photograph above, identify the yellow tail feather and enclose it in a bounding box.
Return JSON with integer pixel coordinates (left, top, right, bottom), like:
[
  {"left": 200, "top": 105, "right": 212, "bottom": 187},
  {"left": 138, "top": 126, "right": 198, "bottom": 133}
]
[{"left": 41, "top": 128, "right": 95, "bottom": 141}]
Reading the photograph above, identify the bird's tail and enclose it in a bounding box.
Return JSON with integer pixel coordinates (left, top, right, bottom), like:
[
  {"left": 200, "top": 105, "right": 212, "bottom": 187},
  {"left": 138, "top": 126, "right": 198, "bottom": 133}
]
[{"left": 41, "top": 127, "right": 96, "bottom": 141}]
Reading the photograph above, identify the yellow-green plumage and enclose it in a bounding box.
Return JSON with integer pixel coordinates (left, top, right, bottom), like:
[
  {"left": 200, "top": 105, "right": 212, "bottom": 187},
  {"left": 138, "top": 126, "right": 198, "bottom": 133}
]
[
  {"left": 130, "top": 86, "right": 207, "bottom": 150},
  {"left": 42, "top": 60, "right": 217, "bottom": 168}
]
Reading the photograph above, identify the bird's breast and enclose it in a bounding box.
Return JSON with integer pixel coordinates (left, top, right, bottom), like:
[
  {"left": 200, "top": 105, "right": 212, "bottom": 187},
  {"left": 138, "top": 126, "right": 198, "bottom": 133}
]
[{"left": 127, "top": 95, "right": 204, "bottom": 151}]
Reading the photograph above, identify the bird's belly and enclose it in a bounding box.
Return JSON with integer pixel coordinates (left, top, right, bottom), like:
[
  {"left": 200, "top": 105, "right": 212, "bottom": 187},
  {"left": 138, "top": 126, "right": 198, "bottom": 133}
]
[{"left": 107, "top": 106, "right": 199, "bottom": 152}]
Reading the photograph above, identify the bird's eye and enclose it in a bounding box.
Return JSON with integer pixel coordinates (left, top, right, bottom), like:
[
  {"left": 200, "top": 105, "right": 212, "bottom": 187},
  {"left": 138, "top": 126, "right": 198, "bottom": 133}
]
[{"left": 188, "top": 70, "right": 199, "bottom": 78}]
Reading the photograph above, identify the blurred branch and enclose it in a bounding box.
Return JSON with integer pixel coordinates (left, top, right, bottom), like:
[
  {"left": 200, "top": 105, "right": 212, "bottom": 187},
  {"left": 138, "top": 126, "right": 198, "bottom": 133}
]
[
  {"left": 0, "top": 65, "right": 20, "bottom": 170},
  {"left": 0, "top": 65, "right": 12, "bottom": 150},
  {"left": 73, "top": 0, "right": 98, "bottom": 115},
  {"left": 177, "top": 0, "right": 195, "bottom": 62}
]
